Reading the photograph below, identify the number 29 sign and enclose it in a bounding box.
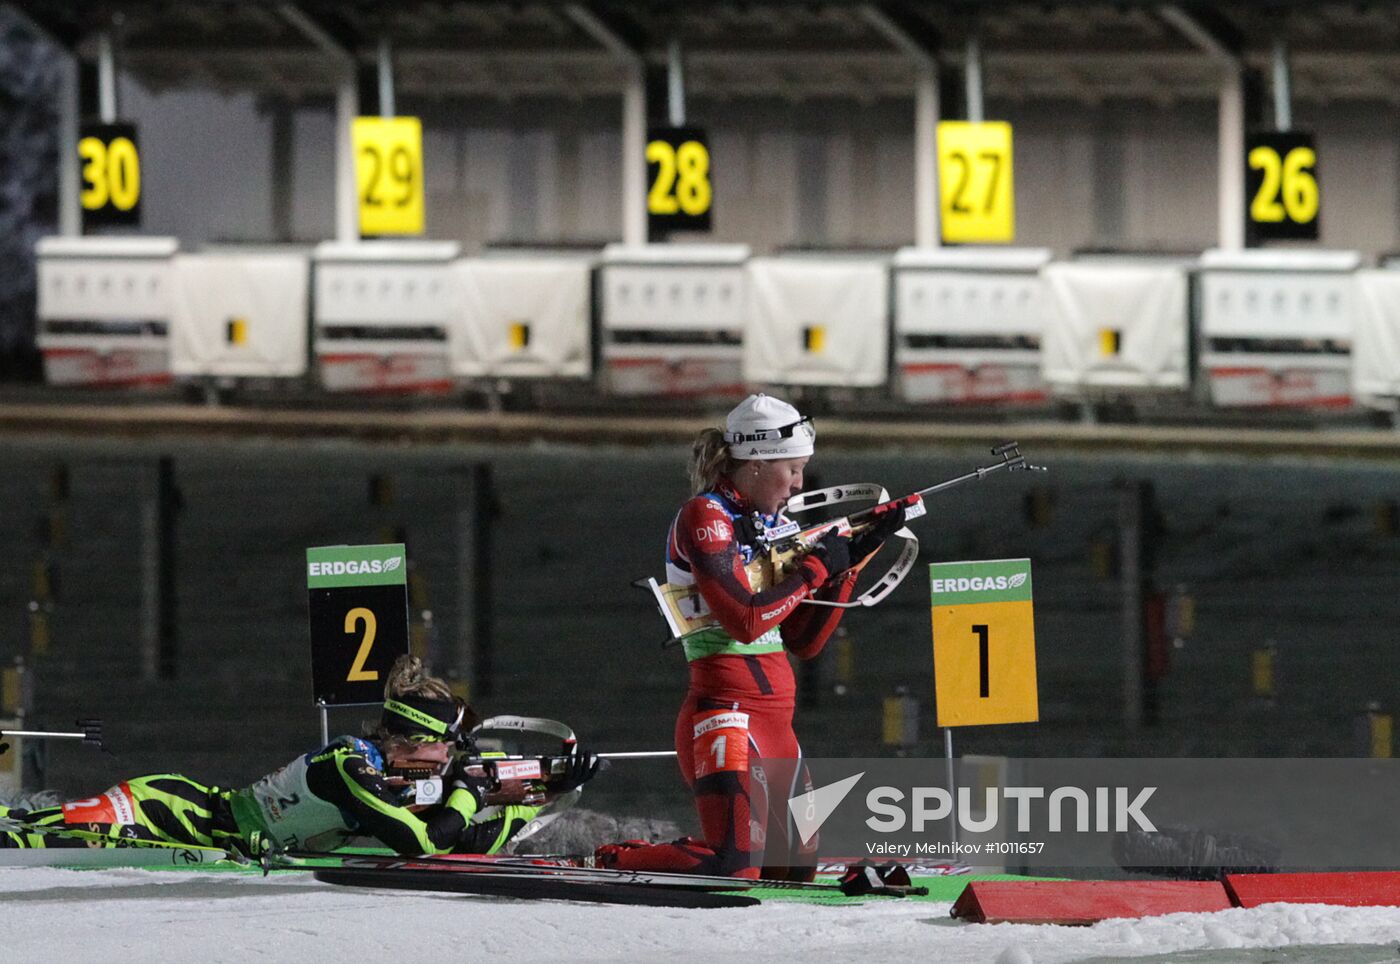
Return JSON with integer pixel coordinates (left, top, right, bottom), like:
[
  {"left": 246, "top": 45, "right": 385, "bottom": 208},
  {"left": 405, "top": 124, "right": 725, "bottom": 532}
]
[
  {"left": 352, "top": 117, "right": 425, "bottom": 236},
  {"left": 930, "top": 558, "right": 1039, "bottom": 726},
  {"left": 307, "top": 544, "right": 410, "bottom": 706}
]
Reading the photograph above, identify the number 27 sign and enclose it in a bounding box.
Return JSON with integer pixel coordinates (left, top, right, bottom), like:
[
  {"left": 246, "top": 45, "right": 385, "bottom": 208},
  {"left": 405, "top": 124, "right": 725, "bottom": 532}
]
[{"left": 930, "top": 558, "right": 1038, "bottom": 726}]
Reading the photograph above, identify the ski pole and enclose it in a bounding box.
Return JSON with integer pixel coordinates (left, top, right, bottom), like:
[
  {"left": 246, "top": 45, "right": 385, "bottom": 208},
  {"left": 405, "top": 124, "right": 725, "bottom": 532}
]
[{"left": 597, "top": 750, "right": 677, "bottom": 760}]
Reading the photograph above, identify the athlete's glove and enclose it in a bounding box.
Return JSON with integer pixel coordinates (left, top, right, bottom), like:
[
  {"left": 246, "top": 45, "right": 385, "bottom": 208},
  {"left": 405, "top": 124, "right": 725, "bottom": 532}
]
[
  {"left": 849, "top": 504, "right": 907, "bottom": 561},
  {"left": 807, "top": 529, "right": 853, "bottom": 580},
  {"left": 554, "top": 745, "right": 602, "bottom": 793},
  {"left": 445, "top": 757, "right": 492, "bottom": 808}
]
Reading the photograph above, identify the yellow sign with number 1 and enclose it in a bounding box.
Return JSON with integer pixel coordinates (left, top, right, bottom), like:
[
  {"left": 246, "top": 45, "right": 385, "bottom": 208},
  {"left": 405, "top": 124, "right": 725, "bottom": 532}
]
[
  {"left": 937, "top": 121, "right": 1014, "bottom": 244},
  {"left": 931, "top": 558, "right": 1038, "bottom": 726},
  {"left": 352, "top": 117, "right": 425, "bottom": 236}
]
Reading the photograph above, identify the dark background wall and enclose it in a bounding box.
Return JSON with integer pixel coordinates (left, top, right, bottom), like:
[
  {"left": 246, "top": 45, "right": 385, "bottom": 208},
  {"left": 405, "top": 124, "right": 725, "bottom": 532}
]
[{"left": 2, "top": 433, "right": 1397, "bottom": 823}]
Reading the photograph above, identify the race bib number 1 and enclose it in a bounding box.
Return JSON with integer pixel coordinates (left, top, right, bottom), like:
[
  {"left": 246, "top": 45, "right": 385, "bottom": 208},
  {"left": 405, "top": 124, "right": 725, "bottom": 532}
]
[{"left": 691, "top": 708, "right": 749, "bottom": 780}]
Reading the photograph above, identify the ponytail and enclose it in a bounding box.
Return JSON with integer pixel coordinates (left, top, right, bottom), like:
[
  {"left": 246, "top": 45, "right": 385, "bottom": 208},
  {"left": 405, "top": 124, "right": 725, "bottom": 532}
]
[
  {"left": 688, "top": 427, "right": 743, "bottom": 494},
  {"left": 383, "top": 654, "right": 454, "bottom": 702}
]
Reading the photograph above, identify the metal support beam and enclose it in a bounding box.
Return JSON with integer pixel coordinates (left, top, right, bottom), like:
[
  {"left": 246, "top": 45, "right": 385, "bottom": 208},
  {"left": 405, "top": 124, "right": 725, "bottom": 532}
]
[
  {"left": 140, "top": 457, "right": 179, "bottom": 682},
  {"left": 567, "top": 4, "right": 647, "bottom": 246},
  {"left": 377, "top": 37, "right": 395, "bottom": 118},
  {"left": 1218, "top": 70, "right": 1246, "bottom": 250},
  {"left": 1160, "top": 4, "right": 1245, "bottom": 251},
  {"left": 666, "top": 38, "right": 685, "bottom": 127},
  {"left": 454, "top": 465, "right": 496, "bottom": 699},
  {"left": 964, "top": 33, "right": 984, "bottom": 123},
  {"left": 1118, "top": 481, "right": 1146, "bottom": 732},
  {"left": 860, "top": 4, "right": 941, "bottom": 248},
  {"left": 1272, "top": 36, "right": 1292, "bottom": 132},
  {"left": 278, "top": 4, "right": 359, "bottom": 242},
  {"left": 96, "top": 31, "right": 118, "bottom": 123}
]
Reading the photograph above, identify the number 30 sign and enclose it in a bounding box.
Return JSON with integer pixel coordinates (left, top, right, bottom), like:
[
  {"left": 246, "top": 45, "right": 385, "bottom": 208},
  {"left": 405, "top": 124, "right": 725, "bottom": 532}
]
[{"left": 930, "top": 558, "right": 1039, "bottom": 726}]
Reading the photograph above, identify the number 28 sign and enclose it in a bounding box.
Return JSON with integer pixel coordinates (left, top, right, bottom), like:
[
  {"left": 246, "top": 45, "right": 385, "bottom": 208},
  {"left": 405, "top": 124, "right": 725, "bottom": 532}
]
[
  {"left": 930, "top": 558, "right": 1039, "bottom": 726},
  {"left": 307, "top": 544, "right": 410, "bottom": 706}
]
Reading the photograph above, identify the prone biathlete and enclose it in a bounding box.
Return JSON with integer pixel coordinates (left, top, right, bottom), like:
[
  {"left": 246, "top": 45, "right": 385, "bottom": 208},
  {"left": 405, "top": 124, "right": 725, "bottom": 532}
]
[
  {"left": 1, "top": 656, "right": 598, "bottom": 858},
  {"left": 597, "top": 394, "right": 902, "bottom": 880}
]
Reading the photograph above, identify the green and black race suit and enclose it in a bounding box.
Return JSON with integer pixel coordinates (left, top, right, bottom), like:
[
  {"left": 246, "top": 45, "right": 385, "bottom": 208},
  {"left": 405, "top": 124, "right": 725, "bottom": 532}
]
[{"left": 1, "top": 736, "right": 539, "bottom": 857}]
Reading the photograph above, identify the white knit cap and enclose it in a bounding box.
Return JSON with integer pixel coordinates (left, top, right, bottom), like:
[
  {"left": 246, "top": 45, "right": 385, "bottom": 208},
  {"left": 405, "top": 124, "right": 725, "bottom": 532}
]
[{"left": 723, "top": 393, "right": 815, "bottom": 460}]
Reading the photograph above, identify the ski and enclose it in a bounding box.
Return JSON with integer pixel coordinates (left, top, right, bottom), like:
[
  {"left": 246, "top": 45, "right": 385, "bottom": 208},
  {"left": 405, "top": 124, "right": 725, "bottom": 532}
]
[
  {"left": 277, "top": 850, "right": 925, "bottom": 897},
  {"left": 311, "top": 865, "right": 760, "bottom": 908},
  {"left": 279, "top": 850, "right": 780, "bottom": 891}
]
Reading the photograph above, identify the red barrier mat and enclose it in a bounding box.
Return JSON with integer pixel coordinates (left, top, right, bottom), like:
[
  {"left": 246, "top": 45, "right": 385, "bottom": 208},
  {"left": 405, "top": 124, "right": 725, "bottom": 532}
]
[
  {"left": 951, "top": 880, "right": 1234, "bottom": 925},
  {"left": 1225, "top": 872, "right": 1400, "bottom": 908}
]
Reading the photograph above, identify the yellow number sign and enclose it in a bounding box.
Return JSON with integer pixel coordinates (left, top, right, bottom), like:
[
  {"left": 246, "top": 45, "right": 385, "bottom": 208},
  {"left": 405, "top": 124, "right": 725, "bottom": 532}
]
[
  {"left": 352, "top": 117, "right": 425, "bottom": 236},
  {"left": 937, "top": 121, "right": 1014, "bottom": 244},
  {"left": 646, "top": 126, "right": 713, "bottom": 235},
  {"left": 78, "top": 122, "right": 141, "bottom": 227},
  {"left": 1246, "top": 132, "right": 1319, "bottom": 242},
  {"left": 931, "top": 558, "right": 1038, "bottom": 726}
]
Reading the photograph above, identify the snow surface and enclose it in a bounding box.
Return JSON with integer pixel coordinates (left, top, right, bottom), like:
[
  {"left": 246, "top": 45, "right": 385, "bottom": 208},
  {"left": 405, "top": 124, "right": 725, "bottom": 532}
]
[{"left": 2, "top": 867, "right": 1400, "bottom": 964}]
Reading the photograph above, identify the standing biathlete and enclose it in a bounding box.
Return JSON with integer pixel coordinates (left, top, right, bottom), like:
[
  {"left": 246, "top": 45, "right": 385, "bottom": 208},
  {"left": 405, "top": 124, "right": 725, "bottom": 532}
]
[{"left": 599, "top": 394, "right": 902, "bottom": 880}]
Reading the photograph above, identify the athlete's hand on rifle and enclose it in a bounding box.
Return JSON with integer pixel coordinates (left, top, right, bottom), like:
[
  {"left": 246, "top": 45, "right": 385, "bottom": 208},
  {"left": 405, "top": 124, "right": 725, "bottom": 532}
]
[
  {"left": 555, "top": 745, "right": 602, "bottom": 793},
  {"left": 446, "top": 756, "right": 493, "bottom": 807},
  {"left": 808, "top": 529, "right": 853, "bottom": 579},
  {"left": 849, "top": 504, "right": 907, "bottom": 561}
]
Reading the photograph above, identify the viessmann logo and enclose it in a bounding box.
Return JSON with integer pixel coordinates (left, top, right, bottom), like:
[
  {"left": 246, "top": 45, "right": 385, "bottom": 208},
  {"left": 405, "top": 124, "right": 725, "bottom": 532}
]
[
  {"left": 308, "top": 556, "right": 403, "bottom": 577},
  {"left": 930, "top": 572, "right": 1027, "bottom": 593}
]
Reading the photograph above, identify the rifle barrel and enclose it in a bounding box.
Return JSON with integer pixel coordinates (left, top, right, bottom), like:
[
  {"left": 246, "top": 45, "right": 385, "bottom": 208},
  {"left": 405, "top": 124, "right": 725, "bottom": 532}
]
[{"left": 597, "top": 750, "right": 678, "bottom": 759}]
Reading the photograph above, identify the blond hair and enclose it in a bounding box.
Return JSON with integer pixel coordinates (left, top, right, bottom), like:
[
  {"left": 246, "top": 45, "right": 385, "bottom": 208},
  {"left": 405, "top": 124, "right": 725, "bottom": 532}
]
[
  {"left": 689, "top": 427, "right": 745, "bottom": 494},
  {"left": 384, "top": 654, "right": 455, "bottom": 701},
  {"left": 369, "top": 654, "right": 479, "bottom": 741}
]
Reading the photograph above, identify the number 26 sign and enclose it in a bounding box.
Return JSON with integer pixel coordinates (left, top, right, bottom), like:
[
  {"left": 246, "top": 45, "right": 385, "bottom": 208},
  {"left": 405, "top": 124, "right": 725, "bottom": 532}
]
[{"left": 930, "top": 558, "right": 1039, "bottom": 726}]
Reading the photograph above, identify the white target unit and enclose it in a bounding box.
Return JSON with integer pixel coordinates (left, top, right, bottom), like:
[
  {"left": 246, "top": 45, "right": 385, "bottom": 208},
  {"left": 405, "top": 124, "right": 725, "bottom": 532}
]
[
  {"left": 35, "top": 236, "right": 179, "bottom": 387},
  {"left": 893, "top": 247, "right": 1052, "bottom": 403},
  {"left": 599, "top": 244, "right": 750, "bottom": 397},
  {"left": 1354, "top": 264, "right": 1400, "bottom": 410},
  {"left": 170, "top": 248, "right": 310, "bottom": 378},
  {"left": 312, "top": 241, "right": 460, "bottom": 393},
  {"left": 451, "top": 252, "right": 594, "bottom": 380},
  {"left": 1042, "top": 259, "right": 1190, "bottom": 394},
  {"left": 1197, "top": 248, "right": 1359, "bottom": 409},
  {"left": 745, "top": 254, "right": 889, "bottom": 388}
]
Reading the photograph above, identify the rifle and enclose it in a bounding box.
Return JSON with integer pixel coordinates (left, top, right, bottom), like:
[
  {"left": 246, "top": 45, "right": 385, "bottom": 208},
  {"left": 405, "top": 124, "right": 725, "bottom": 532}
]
[
  {"left": 389, "top": 715, "right": 675, "bottom": 843},
  {"left": 638, "top": 442, "right": 1045, "bottom": 647}
]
